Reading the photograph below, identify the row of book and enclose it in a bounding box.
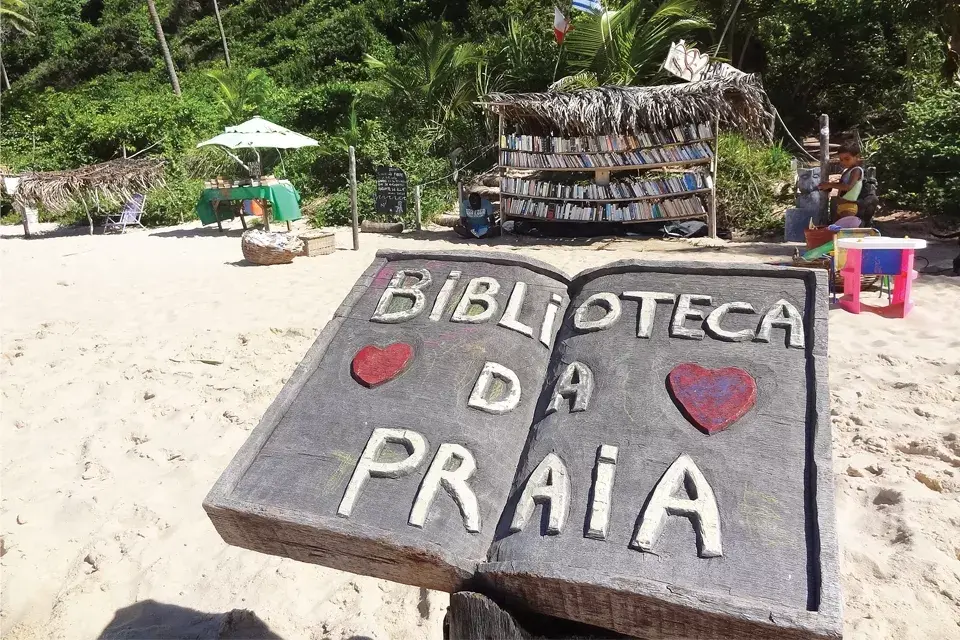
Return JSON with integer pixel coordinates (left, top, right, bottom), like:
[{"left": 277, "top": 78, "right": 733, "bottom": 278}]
[
  {"left": 500, "top": 142, "right": 714, "bottom": 169},
  {"left": 500, "top": 173, "right": 712, "bottom": 200},
  {"left": 501, "top": 195, "right": 707, "bottom": 222},
  {"left": 500, "top": 123, "right": 714, "bottom": 154}
]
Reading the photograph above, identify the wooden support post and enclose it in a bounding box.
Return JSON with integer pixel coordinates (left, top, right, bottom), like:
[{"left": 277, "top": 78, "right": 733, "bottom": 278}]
[
  {"left": 768, "top": 107, "right": 777, "bottom": 141},
  {"left": 818, "top": 114, "right": 830, "bottom": 226},
  {"left": 497, "top": 113, "right": 505, "bottom": 224},
  {"left": 708, "top": 113, "right": 720, "bottom": 239},
  {"left": 82, "top": 198, "right": 94, "bottom": 235},
  {"left": 349, "top": 145, "right": 359, "bottom": 251},
  {"left": 448, "top": 592, "right": 624, "bottom": 639},
  {"left": 414, "top": 185, "right": 422, "bottom": 231}
]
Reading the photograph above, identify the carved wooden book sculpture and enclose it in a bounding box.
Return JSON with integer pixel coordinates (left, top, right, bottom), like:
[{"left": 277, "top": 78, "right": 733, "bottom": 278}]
[{"left": 204, "top": 250, "right": 841, "bottom": 640}]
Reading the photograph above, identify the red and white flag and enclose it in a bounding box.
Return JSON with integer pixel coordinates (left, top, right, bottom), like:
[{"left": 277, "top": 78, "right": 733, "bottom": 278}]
[{"left": 553, "top": 7, "right": 571, "bottom": 43}]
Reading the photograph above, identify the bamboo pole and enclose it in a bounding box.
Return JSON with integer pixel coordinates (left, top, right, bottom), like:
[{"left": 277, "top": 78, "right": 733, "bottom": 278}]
[{"left": 349, "top": 146, "right": 359, "bottom": 250}]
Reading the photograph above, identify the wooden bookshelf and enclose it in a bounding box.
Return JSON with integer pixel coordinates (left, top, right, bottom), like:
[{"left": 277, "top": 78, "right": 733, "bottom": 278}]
[
  {"left": 495, "top": 115, "right": 719, "bottom": 236},
  {"left": 498, "top": 158, "right": 711, "bottom": 172},
  {"left": 499, "top": 137, "right": 715, "bottom": 155},
  {"left": 504, "top": 213, "right": 707, "bottom": 224},
  {"left": 500, "top": 187, "right": 712, "bottom": 203}
]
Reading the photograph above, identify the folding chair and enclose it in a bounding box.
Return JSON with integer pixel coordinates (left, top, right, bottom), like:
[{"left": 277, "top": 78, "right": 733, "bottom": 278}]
[{"left": 103, "top": 194, "right": 146, "bottom": 234}]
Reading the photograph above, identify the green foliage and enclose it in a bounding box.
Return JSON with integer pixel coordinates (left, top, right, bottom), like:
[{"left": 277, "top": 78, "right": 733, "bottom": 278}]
[
  {"left": 205, "top": 67, "right": 270, "bottom": 125},
  {"left": 1, "top": 0, "right": 35, "bottom": 35},
  {"left": 873, "top": 88, "right": 960, "bottom": 216},
  {"left": 365, "top": 22, "right": 479, "bottom": 146},
  {"left": 1, "top": 0, "right": 957, "bottom": 228},
  {"left": 562, "top": 0, "right": 710, "bottom": 87},
  {"left": 697, "top": 0, "right": 949, "bottom": 134},
  {"left": 715, "top": 133, "right": 793, "bottom": 234}
]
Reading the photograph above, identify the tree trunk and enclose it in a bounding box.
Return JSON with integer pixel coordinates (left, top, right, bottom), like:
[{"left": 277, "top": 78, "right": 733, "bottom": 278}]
[
  {"left": 0, "top": 55, "right": 10, "bottom": 91},
  {"left": 737, "top": 26, "right": 753, "bottom": 69},
  {"left": 146, "top": 0, "right": 181, "bottom": 97},
  {"left": 212, "top": 0, "right": 231, "bottom": 67},
  {"left": 943, "top": 5, "right": 960, "bottom": 83}
]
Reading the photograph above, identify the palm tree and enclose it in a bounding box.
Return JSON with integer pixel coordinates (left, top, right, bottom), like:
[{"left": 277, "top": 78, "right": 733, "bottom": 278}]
[
  {"left": 365, "top": 22, "right": 478, "bottom": 141},
  {"left": 1, "top": 0, "right": 34, "bottom": 90},
  {"left": 212, "top": 0, "right": 230, "bottom": 67},
  {"left": 206, "top": 67, "right": 267, "bottom": 124},
  {"left": 557, "top": 0, "right": 710, "bottom": 89},
  {"left": 146, "top": 0, "right": 181, "bottom": 96}
]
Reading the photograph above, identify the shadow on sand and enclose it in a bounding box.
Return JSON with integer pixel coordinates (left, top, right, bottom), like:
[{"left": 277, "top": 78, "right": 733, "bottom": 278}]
[{"left": 97, "top": 599, "right": 282, "bottom": 639}]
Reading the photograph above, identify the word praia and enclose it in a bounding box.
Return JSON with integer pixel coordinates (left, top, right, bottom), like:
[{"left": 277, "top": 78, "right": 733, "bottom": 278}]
[
  {"left": 337, "top": 427, "right": 722, "bottom": 559},
  {"left": 373, "top": 268, "right": 806, "bottom": 349}
]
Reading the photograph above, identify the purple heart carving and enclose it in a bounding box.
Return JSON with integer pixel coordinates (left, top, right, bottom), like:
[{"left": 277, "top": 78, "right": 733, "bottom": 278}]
[{"left": 668, "top": 363, "right": 757, "bottom": 435}]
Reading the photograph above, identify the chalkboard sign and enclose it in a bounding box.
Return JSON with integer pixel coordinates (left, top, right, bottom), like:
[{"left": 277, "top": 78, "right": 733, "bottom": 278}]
[{"left": 375, "top": 167, "right": 407, "bottom": 216}]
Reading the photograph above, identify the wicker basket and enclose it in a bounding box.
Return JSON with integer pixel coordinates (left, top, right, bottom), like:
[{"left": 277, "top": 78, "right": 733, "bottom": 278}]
[
  {"left": 299, "top": 230, "right": 336, "bottom": 257},
  {"left": 241, "top": 230, "right": 303, "bottom": 265}
]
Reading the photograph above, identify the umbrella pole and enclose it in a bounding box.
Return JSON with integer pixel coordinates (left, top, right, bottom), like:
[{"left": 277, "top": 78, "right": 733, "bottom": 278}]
[
  {"left": 219, "top": 148, "right": 251, "bottom": 173},
  {"left": 277, "top": 149, "right": 287, "bottom": 178}
]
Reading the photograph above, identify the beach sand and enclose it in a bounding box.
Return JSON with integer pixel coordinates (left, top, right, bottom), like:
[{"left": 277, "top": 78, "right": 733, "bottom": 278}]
[{"left": 2, "top": 222, "right": 958, "bottom": 639}]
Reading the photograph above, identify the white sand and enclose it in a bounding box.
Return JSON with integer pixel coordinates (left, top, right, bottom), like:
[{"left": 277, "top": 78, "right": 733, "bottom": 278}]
[{"left": 2, "top": 222, "right": 959, "bottom": 639}]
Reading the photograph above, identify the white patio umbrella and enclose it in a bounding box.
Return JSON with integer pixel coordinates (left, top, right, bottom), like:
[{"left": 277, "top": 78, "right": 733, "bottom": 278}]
[{"left": 197, "top": 116, "right": 318, "bottom": 175}]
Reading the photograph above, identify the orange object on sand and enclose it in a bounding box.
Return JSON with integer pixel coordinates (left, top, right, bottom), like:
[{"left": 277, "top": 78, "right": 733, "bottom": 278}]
[
  {"left": 804, "top": 226, "right": 834, "bottom": 252},
  {"left": 248, "top": 199, "right": 266, "bottom": 218}
]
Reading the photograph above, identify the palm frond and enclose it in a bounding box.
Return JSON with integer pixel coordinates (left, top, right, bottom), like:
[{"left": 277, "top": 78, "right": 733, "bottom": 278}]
[
  {"left": 484, "top": 78, "right": 773, "bottom": 141},
  {"left": 13, "top": 158, "right": 166, "bottom": 212}
]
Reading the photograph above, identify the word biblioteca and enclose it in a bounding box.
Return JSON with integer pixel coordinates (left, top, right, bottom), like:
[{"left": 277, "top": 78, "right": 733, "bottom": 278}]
[
  {"left": 500, "top": 172, "right": 712, "bottom": 201},
  {"left": 372, "top": 268, "right": 805, "bottom": 351},
  {"left": 502, "top": 194, "right": 707, "bottom": 222},
  {"left": 500, "top": 122, "right": 714, "bottom": 154},
  {"left": 500, "top": 142, "right": 714, "bottom": 169}
]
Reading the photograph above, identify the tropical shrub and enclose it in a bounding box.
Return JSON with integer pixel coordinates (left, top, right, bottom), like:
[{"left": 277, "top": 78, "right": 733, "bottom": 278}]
[
  {"left": 873, "top": 88, "right": 960, "bottom": 217},
  {"left": 714, "top": 133, "right": 793, "bottom": 235}
]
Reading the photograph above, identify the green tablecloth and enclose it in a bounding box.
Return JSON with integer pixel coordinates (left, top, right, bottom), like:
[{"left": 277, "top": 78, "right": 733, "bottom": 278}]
[{"left": 195, "top": 183, "right": 302, "bottom": 225}]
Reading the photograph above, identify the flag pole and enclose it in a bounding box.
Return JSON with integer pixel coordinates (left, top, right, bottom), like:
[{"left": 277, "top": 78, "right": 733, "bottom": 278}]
[{"left": 552, "top": 37, "right": 565, "bottom": 83}]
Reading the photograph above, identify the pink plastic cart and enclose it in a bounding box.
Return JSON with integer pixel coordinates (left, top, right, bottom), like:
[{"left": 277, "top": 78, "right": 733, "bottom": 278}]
[{"left": 836, "top": 237, "right": 927, "bottom": 318}]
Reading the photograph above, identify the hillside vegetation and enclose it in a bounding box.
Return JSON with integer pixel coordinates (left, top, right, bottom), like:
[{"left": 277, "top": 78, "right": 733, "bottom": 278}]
[{"left": 1, "top": 0, "right": 958, "bottom": 228}]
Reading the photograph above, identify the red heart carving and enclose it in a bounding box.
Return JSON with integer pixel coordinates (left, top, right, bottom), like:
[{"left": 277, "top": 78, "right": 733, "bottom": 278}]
[
  {"left": 351, "top": 343, "right": 414, "bottom": 388},
  {"left": 667, "top": 363, "right": 757, "bottom": 435}
]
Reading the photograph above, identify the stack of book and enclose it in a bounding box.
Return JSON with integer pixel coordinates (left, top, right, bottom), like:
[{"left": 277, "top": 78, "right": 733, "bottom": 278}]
[
  {"left": 500, "top": 142, "right": 713, "bottom": 169},
  {"left": 500, "top": 123, "right": 714, "bottom": 154},
  {"left": 502, "top": 194, "right": 707, "bottom": 222},
  {"left": 500, "top": 173, "right": 711, "bottom": 200}
]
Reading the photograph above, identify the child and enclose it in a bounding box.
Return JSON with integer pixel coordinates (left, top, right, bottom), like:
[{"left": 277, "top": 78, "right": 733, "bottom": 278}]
[{"left": 818, "top": 139, "right": 864, "bottom": 221}]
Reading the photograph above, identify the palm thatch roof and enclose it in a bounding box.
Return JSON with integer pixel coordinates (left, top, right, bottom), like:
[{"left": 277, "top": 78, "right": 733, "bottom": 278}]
[
  {"left": 483, "top": 76, "right": 773, "bottom": 140},
  {"left": 13, "top": 157, "right": 166, "bottom": 211}
]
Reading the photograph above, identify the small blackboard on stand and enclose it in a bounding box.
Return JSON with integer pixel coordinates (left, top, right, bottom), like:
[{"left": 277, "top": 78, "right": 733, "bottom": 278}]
[{"left": 375, "top": 167, "right": 407, "bottom": 216}]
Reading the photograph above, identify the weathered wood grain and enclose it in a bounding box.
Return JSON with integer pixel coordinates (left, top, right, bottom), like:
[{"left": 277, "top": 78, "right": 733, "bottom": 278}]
[{"left": 204, "top": 252, "right": 840, "bottom": 640}]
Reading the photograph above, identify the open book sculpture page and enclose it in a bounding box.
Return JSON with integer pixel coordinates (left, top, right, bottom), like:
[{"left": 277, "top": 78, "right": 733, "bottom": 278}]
[{"left": 204, "top": 251, "right": 841, "bottom": 640}]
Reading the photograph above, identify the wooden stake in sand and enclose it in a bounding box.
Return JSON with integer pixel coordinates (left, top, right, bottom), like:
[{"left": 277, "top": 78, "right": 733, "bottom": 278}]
[{"left": 349, "top": 146, "right": 359, "bottom": 250}]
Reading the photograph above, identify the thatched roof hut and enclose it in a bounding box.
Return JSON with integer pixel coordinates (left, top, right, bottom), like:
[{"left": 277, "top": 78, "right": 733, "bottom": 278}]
[
  {"left": 13, "top": 157, "right": 166, "bottom": 213},
  {"left": 483, "top": 76, "right": 773, "bottom": 140}
]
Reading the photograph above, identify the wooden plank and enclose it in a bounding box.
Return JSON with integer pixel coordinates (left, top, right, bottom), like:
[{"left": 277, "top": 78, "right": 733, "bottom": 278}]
[
  {"left": 499, "top": 159, "right": 712, "bottom": 172},
  {"left": 499, "top": 138, "right": 716, "bottom": 155},
  {"left": 204, "top": 251, "right": 840, "bottom": 640},
  {"left": 500, "top": 187, "right": 712, "bottom": 203}
]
